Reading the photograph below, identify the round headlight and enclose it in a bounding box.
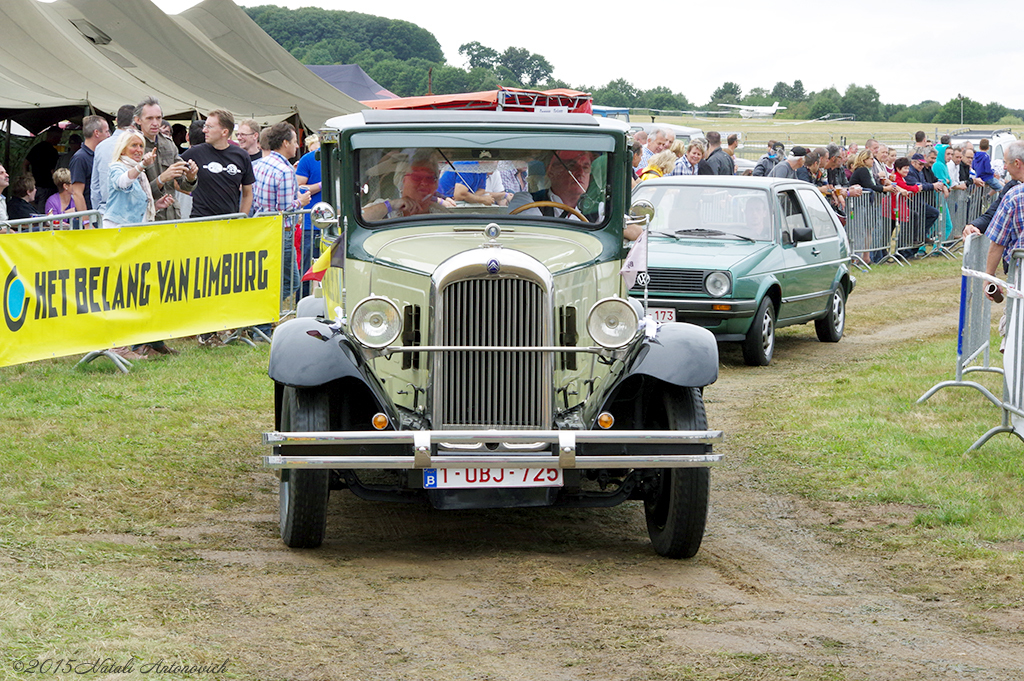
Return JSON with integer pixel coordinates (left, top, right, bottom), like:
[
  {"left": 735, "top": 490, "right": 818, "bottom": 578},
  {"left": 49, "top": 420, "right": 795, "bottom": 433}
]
[
  {"left": 349, "top": 296, "right": 402, "bottom": 349},
  {"left": 587, "top": 298, "right": 639, "bottom": 349},
  {"left": 704, "top": 271, "right": 731, "bottom": 298}
]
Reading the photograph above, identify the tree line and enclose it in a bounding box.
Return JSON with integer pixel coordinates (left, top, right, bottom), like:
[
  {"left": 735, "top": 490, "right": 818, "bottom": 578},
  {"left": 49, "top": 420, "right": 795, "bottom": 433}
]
[{"left": 246, "top": 6, "right": 1023, "bottom": 125}]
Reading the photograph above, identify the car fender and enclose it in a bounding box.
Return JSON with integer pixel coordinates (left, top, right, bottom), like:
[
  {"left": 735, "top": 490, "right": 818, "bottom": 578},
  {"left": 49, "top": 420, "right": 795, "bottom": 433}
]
[
  {"left": 624, "top": 321, "right": 719, "bottom": 387},
  {"left": 268, "top": 317, "right": 371, "bottom": 388},
  {"left": 295, "top": 294, "right": 325, "bottom": 319}
]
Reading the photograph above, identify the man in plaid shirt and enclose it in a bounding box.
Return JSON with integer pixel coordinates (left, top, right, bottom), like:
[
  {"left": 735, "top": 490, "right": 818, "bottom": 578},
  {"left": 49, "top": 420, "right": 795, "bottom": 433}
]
[
  {"left": 985, "top": 142, "right": 1024, "bottom": 291},
  {"left": 252, "top": 122, "right": 311, "bottom": 305}
]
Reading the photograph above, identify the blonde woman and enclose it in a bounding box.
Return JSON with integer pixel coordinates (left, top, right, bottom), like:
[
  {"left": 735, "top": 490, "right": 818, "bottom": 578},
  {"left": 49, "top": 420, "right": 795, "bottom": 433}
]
[
  {"left": 45, "top": 168, "right": 76, "bottom": 216},
  {"left": 638, "top": 150, "right": 677, "bottom": 181},
  {"left": 104, "top": 130, "right": 173, "bottom": 229}
]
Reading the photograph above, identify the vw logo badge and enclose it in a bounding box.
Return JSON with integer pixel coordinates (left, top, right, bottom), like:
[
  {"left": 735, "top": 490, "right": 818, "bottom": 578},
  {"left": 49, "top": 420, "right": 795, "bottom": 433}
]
[
  {"left": 636, "top": 272, "right": 651, "bottom": 286},
  {"left": 486, "top": 259, "right": 500, "bottom": 274}
]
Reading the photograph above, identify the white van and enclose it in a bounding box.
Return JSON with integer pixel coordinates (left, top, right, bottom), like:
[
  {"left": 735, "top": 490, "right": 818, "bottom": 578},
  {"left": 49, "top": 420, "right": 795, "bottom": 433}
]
[{"left": 949, "top": 129, "right": 1018, "bottom": 180}]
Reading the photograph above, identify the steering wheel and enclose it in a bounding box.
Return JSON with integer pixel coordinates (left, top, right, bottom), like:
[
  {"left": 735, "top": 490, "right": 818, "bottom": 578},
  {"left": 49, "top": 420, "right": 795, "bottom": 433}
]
[{"left": 509, "top": 200, "right": 589, "bottom": 222}]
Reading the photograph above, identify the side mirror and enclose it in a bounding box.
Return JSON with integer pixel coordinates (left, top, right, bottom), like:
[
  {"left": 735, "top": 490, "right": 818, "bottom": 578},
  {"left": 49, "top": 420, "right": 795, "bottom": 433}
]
[
  {"left": 310, "top": 201, "right": 338, "bottom": 229},
  {"left": 792, "top": 226, "right": 814, "bottom": 243},
  {"left": 628, "top": 199, "right": 655, "bottom": 225}
]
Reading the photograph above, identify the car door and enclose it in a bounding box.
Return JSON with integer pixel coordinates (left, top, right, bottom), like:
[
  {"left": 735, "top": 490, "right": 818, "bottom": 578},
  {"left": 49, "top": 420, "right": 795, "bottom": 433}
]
[
  {"left": 777, "top": 188, "right": 835, "bottom": 320},
  {"left": 796, "top": 187, "right": 843, "bottom": 316}
]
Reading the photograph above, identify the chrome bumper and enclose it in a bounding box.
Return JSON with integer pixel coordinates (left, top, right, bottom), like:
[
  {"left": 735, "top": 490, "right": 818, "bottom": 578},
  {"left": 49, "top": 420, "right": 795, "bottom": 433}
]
[{"left": 263, "top": 429, "right": 724, "bottom": 470}]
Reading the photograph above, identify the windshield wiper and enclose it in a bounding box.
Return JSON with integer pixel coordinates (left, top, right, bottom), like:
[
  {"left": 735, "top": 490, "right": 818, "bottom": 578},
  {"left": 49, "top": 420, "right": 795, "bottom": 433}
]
[{"left": 674, "top": 228, "right": 755, "bottom": 243}]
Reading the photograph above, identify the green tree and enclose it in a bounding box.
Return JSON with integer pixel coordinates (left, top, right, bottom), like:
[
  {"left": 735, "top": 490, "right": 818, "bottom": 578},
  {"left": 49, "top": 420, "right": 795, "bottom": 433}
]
[
  {"left": 245, "top": 5, "right": 444, "bottom": 64},
  {"left": 986, "top": 102, "right": 1009, "bottom": 124},
  {"left": 592, "top": 79, "right": 638, "bottom": 108},
  {"left": 808, "top": 89, "right": 841, "bottom": 119},
  {"left": 933, "top": 96, "right": 986, "bottom": 125},
  {"left": 770, "top": 81, "right": 792, "bottom": 101},
  {"left": 710, "top": 81, "right": 743, "bottom": 104},
  {"left": 841, "top": 84, "right": 881, "bottom": 121},
  {"left": 458, "top": 41, "right": 499, "bottom": 70},
  {"left": 639, "top": 86, "right": 690, "bottom": 111}
]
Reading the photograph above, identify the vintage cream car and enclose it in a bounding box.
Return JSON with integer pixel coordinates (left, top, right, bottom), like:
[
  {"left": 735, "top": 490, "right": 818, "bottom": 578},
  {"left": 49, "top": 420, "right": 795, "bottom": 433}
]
[{"left": 263, "top": 110, "right": 723, "bottom": 558}]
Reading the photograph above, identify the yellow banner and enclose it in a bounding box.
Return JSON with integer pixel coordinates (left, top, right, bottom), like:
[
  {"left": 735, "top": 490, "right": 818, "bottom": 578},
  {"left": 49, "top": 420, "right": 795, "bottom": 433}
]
[{"left": 1, "top": 217, "right": 281, "bottom": 367}]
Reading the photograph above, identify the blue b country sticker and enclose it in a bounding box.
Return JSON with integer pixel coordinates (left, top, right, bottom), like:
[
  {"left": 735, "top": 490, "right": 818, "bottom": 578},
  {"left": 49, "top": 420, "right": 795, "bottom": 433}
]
[{"left": 3, "top": 267, "right": 29, "bottom": 333}]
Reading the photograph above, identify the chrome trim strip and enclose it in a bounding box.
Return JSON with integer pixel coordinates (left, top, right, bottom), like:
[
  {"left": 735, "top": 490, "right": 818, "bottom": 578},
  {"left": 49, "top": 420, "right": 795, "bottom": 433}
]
[
  {"left": 264, "top": 453, "right": 723, "bottom": 470},
  {"left": 265, "top": 429, "right": 723, "bottom": 446},
  {"left": 781, "top": 289, "right": 831, "bottom": 304}
]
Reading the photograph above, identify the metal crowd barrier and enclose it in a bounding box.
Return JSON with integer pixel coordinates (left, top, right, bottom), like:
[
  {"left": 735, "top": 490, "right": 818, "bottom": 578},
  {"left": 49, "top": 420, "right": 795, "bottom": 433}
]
[
  {"left": 1, "top": 209, "right": 103, "bottom": 232},
  {"left": 917, "top": 234, "right": 1002, "bottom": 403},
  {"left": 918, "top": 245, "right": 1024, "bottom": 452},
  {"left": 253, "top": 208, "right": 316, "bottom": 322},
  {"left": 845, "top": 192, "right": 899, "bottom": 268},
  {"left": 845, "top": 186, "right": 994, "bottom": 269}
]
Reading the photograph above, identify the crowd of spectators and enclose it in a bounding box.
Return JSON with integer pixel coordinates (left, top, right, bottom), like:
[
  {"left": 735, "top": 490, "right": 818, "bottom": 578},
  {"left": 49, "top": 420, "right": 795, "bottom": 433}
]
[
  {"left": 632, "top": 128, "right": 1007, "bottom": 219},
  {"left": 2, "top": 96, "right": 314, "bottom": 356}
]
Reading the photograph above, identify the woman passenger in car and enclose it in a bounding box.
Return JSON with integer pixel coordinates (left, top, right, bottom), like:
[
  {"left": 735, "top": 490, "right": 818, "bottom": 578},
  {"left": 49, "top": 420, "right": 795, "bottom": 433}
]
[{"left": 362, "top": 152, "right": 457, "bottom": 220}]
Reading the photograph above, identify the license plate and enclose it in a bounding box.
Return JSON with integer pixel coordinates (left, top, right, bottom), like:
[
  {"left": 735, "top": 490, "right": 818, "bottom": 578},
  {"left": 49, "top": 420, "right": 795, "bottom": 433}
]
[
  {"left": 647, "top": 307, "right": 676, "bottom": 322},
  {"left": 423, "top": 468, "right": 563, "bottom": 489}
]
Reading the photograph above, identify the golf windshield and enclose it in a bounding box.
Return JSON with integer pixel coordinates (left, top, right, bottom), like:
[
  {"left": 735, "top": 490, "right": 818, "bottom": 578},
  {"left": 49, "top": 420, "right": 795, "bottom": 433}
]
[{"left": 632, "top": 184, "right": 776, "bottom": 242}]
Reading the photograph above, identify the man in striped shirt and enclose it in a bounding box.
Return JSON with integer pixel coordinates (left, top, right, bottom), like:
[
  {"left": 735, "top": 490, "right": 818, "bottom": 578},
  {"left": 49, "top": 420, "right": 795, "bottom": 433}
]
[{"left": 252, "top": 122, "right": 311, "bottom": 305}]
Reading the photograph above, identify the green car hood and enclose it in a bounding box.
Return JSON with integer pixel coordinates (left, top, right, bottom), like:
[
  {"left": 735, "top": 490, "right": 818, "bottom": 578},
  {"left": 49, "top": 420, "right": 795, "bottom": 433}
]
[{"left": 645, "top": 236, "right": 774, "bottom": 272}]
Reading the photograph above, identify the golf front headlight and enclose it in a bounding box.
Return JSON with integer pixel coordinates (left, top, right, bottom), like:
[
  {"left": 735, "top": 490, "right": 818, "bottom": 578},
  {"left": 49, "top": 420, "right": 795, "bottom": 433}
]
[
  {"left": 350, "top": 296, "right": 402, "bottom": 349},
  {"left": 704, "top": 271, "right": 731, "bottom": 298},
  {"left": 587, "top": 298, "right": 639, "bottom": 349}
]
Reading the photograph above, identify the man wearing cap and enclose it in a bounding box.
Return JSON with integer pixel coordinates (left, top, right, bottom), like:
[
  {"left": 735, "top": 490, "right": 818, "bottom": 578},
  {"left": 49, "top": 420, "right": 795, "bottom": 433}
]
[{"left": 768, "top": 146, "right": 809, "bottom": 179}]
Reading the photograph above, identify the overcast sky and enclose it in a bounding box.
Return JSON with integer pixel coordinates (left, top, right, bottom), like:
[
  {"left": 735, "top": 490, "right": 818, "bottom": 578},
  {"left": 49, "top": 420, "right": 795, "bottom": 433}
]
[{"left": 152, "top": 0, "right": 1024, "bottom": 111}]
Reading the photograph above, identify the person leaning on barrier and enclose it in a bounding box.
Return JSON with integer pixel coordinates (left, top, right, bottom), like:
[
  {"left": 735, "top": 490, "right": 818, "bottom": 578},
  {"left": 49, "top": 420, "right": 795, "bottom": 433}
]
[
  {"left": 980, "top": 142, "right": 1024, "bottom": 355},
  {"left": 7, "top": 176, "right": 40, "bottom": 220},
  {"left": 45, "top": 168, "right": 76, "bottom": 219},
  {"left": 967, "top": 141, "right": 1024, "bottom": 248},
  {"left": 849, "top": 150, "right": 894, "bottom": 195}
]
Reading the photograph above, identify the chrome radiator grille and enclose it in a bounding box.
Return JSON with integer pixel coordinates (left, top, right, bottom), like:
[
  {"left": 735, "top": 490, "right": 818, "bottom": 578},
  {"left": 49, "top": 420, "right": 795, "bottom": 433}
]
[{"left": 435, "top": 277, "right": 548, "bottom": 429}]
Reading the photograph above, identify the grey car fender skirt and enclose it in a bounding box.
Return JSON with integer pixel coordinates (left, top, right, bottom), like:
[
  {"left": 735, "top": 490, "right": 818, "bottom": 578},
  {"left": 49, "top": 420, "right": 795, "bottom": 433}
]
[
  {"left": 624, "top": 321, "right": 719, "bottom": 387},
  {"left": 268, "top": 317, "right": 372, "bottom": 388}
]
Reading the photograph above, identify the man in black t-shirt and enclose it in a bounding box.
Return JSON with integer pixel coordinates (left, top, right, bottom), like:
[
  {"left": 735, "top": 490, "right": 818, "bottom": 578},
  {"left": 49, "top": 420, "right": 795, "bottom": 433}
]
[{"left": 181, "top": 109, "right": 254, "bottom": 218}]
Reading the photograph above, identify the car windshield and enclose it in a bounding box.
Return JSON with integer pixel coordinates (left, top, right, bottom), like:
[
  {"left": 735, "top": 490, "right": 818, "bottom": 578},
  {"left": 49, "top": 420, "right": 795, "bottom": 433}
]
[
  {"left": 356, "top": 145, "right": 611, "bottom": 228},
  {"left": 633, "top": 184, "right": 775, "bottom": 242}
]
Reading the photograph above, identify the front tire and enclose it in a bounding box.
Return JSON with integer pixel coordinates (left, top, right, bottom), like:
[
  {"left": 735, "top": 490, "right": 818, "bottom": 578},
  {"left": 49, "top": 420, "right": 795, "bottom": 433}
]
[
  {"left": 814, "top": 286, "right": 846, "bottom": 343},
  {"left": 742, "top": 296, "right": 776, "bottom": 366},
  {"left": 279, "top": 387, "right": 330, "bottom": 548},
  {"left": 644, "top": 386, "right": 711, "bottom": 559}
]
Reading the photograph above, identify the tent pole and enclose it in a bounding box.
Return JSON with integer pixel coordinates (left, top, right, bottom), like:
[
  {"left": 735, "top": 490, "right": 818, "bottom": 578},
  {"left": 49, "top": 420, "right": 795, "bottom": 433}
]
[{"left": 4, "top": 118, "right": 10, "bottom": 170}]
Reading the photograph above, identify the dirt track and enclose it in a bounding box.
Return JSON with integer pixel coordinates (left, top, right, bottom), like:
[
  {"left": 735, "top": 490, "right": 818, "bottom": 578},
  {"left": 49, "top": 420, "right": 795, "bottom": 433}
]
[{"left": 164, "top": 272, "right": 1024, "bottom": 681}]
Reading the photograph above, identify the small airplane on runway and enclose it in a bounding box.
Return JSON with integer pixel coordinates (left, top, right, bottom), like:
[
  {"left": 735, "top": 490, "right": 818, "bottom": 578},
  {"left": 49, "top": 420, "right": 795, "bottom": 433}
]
[{"left": 717, "top": 101, "right": 787, "bottom": 118}]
